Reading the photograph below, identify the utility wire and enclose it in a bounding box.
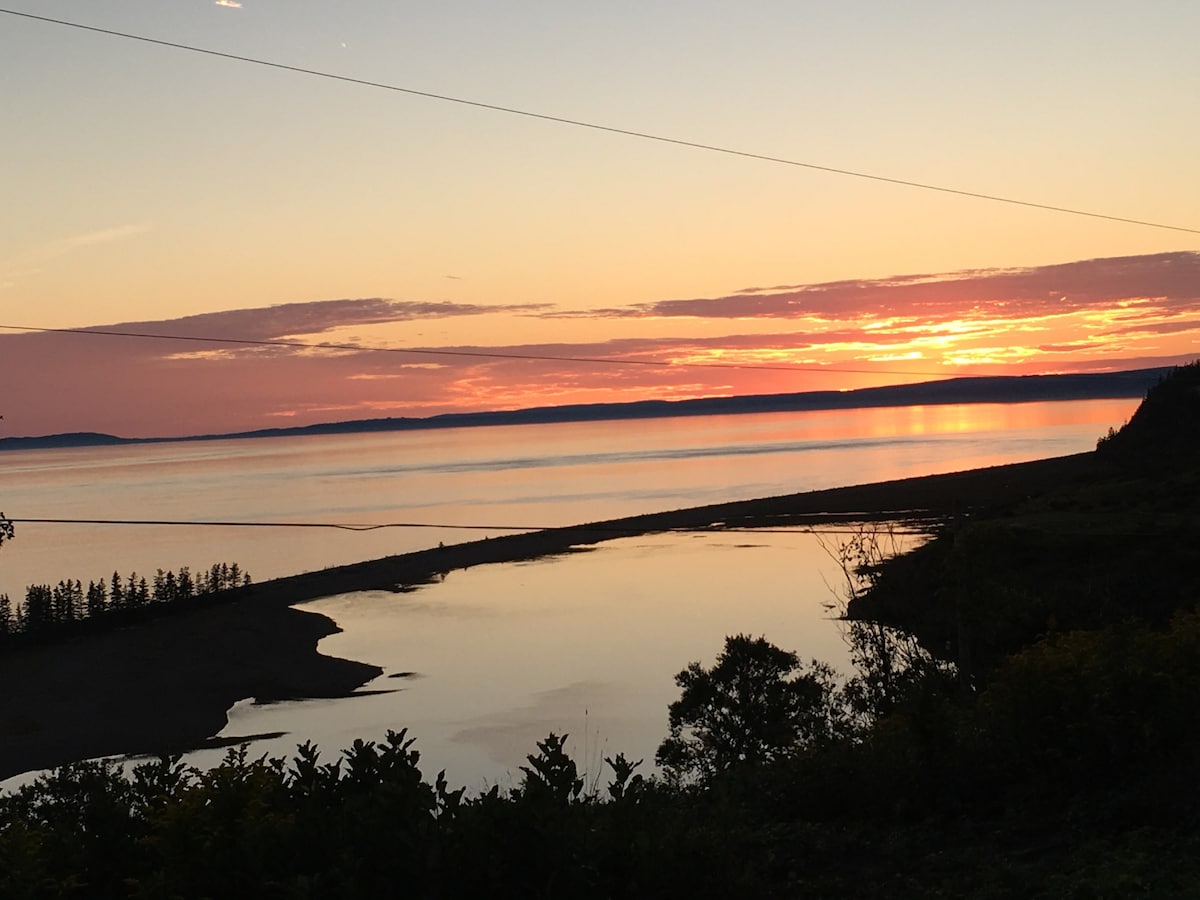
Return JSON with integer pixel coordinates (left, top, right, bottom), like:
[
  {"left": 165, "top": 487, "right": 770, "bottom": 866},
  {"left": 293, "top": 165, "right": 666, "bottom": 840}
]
[
  {"left": 0, "top": 323, "right": 952, "bottom": 379},
  {"left": 3, "top": 7, "right": 1197, "bottom": 237},
  {"left": 6, "top": 516, "right": 932, "bottom": 536},
  {"left": 7, "top": 515, "right": 1162, "bottom": 537},
  {"left": 8, "top": 517, "right": 526, "bottom": 533}
]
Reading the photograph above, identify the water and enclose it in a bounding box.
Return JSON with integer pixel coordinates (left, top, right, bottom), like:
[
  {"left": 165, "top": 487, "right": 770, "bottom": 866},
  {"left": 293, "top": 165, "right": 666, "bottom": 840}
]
[
  {"left": 0, "top": 399, "right": 1134, "bottom": 597},
  {"left": 203, "top": 527, "right": 917, "bottom": 791},
  {"left": 0, "top": 399, "right": 1136, "bottom": 788}
]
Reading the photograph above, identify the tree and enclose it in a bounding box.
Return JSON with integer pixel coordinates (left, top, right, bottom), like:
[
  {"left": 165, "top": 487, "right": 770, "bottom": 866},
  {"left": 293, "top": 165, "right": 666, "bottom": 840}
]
[
  {"left": 519, "top": 733, "right": 584, "bottom": 804},
  {"left": 177, "top": 566, "right": 194, "bottom": 599},
  {"left": 110, "top": 571, "right": 124, "bottom": 610},
  {"left": 23, "top": 585, "right": 53, "bottom": 635},
  {"left": 819, "top": 523, "right": 957, "bottom": 725},
  {"left": 656, "top": 634, "right": 844, "bottom": 782},
  {"left": 86, "top": 580, "right": 107, "bottom": 620},
  {"left": 0, "top": 515, "right": 12, "bottom": 637}
]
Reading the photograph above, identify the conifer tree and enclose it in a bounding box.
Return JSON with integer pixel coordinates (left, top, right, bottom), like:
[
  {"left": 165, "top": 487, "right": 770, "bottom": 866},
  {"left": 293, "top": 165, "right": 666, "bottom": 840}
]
[
  {"left": 23, "top": 585, "right": 52, "bottom": 635},
  {"left": 177, "top": 566, "right": 194, "bottom": 599},
  {"left": 86, "top": 580, "right": 107, "bottom": 620}
]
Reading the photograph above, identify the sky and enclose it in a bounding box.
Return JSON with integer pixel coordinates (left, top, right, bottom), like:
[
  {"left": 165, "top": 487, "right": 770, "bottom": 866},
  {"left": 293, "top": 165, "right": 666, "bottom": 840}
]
[{"left": 2, "top": 1, "right": 1199, "bottom": 438}]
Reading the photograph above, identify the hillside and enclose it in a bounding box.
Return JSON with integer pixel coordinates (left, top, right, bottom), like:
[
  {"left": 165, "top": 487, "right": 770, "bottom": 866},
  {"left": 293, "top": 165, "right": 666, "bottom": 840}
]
[
  {"left": 0, "top": 367, "right": 1169, "bottom": 450},
  {"left": 849, "top": 360, "right": 1200, "bottom": 672}
]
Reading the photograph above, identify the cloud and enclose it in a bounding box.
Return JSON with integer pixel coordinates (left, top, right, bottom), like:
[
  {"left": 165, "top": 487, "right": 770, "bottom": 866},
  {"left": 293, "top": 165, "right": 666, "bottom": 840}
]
[
  {"left": 106, "top": 297, "right": 551, "bottom": 343},
  {"left": 5, "top": 252, "right": 1199, "bottom": 439},
  {"left": 0, "top": 224, "right": 153, "bottom": 291},
  {"left": 1, "top": 224, "right": 151, "bottom": 273},
  {"left": 1036, "top": 341, "right": 1104, "bottom": 354},
  {"left": 214, "top": 0, "right": 242, "bottom": 7},
  {"left": 1101, "top": 319, "right": 1200, "bottom": 337},
  {"left": 581, "top": 252, "right": 1200, "bottom": 323}
]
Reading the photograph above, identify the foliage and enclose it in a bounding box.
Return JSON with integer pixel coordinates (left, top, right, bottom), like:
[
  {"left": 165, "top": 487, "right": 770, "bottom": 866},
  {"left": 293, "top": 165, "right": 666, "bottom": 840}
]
[
  {"left": 1096, "top": 359, "right": 1200, "bottom": 467},
  {"left": 655, "top": 634, "right": 845, "bottom": 782},
  {"left": 0, "top": 731, "right": 772, "bottom": 898},
  {"left": 603, "top": 752, "right": 645, "bottom": 802},
  {"left": 518, "top": 732, "right": 584, "bottom": 804},
  {"left": 819, "top": 523, "right": 958, "bottom": 723},
  {"left": 0, "top": 561, "right": 252, "bottom": 651},
  {"left": 971, "top": 610, "right": 1200, "bottom": 793}
]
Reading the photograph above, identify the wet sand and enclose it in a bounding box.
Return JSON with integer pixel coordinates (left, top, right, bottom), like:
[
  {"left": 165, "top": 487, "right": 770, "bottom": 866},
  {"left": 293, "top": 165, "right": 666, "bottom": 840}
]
[{"left": 0, "top": 451, "right": 1107, "bottom": 781}]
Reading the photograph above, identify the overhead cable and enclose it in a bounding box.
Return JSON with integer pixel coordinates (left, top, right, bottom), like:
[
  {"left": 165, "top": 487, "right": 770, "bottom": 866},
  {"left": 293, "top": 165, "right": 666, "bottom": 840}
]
[
  {"left": 5, "top": 516, "right": 931, "bottom": 536},
  {"left": 2, "top": 7, "right": 1197, "bottom": 236}
]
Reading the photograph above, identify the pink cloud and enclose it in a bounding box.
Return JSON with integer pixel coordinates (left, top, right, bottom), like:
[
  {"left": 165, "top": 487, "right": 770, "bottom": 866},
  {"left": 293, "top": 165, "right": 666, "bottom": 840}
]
[
  {"left": 4, "top": 254, "right": 1199, "bottom": 439},
  {"left": 103, "top": 297, "right": 550, "bottom": 342},
  {"left": 579, "top": 252, "right": 1200, "bottom": 321}
]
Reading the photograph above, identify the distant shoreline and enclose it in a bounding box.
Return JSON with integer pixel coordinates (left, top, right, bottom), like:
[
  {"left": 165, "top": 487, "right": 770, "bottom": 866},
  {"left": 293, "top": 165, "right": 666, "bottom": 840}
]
[
  {"left": 0, "top": 450, "right": 1112, "bottom": 782},
  {"left": 0, "top": 368, "right": 1165, "bottom": 451}
]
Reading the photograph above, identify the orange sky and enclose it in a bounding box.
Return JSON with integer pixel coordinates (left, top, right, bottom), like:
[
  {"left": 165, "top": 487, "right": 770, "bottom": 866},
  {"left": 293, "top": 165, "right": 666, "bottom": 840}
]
[
  {"left": 2, "top": 5, "right": 1199, "bottom": 437},
  {"left": 3, "top": 252, "right": 1198, "bottom": 438}
]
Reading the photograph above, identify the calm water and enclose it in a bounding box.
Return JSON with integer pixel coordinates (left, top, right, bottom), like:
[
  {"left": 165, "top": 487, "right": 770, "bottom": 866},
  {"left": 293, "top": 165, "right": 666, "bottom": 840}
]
[
  {"left": 0, "top": 399, "right": 1134, "bottom": 598},
  {"left": 0, "top": 399, "right": 1137, "bottom": 788},
  {"left": 202, "top": 528, "right": 918, "bottom": 792}
]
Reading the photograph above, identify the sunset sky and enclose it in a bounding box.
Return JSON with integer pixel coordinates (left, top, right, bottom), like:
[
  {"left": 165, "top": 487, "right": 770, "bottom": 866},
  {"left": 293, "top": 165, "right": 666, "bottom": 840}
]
[{"left": 2, "top": 2, "right": 1199, "bottom": 438}]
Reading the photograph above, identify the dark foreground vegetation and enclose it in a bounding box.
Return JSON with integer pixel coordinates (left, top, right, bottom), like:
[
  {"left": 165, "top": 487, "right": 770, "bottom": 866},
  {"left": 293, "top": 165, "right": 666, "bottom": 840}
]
[{"left": 2, "top": 362, "right": 1199, "bottom": 898}]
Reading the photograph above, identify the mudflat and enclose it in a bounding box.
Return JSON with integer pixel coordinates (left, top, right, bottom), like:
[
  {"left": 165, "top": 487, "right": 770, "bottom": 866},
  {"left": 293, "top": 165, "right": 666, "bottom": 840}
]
[{"left": 0, "top": 452, "right": 1107, "bottom": 781}]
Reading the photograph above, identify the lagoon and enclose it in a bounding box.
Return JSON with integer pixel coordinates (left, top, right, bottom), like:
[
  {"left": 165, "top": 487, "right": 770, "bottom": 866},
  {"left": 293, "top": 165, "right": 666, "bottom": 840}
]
[{"left": 197, "top": 528, "right": 876, "bottom": 791}]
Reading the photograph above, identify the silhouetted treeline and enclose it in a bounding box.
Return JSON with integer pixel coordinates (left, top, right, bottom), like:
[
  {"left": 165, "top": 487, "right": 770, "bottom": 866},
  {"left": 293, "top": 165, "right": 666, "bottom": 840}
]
[{"left": 0, "top": 562, "right": 249, "bottom": 649}]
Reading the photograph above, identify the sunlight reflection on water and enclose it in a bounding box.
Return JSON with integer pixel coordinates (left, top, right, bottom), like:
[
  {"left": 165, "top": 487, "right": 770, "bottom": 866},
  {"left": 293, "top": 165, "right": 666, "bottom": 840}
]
[
  {"left": 0, "top": 399, "right": 1136, "bottom": 598},
  {"left": 194, "top": 528, "right": 913, "bottom": 791}
]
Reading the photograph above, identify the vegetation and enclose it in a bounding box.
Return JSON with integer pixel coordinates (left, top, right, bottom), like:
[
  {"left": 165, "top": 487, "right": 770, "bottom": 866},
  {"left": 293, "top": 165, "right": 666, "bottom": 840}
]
[
  {"left": 0, "top": 562, "right": 250, "bottom": 650},
  {"left": 1, "top": 361, "right": 1198, "bottom": 896},
  {"left": 656, "top": 634, "right": 845, "bottom": 782}
]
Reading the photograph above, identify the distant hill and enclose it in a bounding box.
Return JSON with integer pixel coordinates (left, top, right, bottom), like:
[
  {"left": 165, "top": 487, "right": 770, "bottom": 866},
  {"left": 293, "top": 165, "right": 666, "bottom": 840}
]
[
  {"left": 0, "top": 367, "right": 1176, "bottom": 452},
  {"left": 1097, "top": 359, "right": 1200, "bottom": 467},
  {"left": 0, "top": 432, "right": 130, "bottom": 451}
]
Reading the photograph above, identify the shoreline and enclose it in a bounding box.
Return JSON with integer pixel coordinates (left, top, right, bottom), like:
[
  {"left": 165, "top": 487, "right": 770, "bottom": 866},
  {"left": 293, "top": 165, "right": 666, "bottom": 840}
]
[{"left": 0, "top": 451, "right": 1108, "bottom": 782}]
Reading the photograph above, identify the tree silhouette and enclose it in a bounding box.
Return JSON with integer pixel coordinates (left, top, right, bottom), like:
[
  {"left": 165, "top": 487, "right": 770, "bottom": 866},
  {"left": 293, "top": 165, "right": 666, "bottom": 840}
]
[
  {"left": 0, "top": 514, "right": 12, "bottom": 637},
  {"left": 656, "top": 633, "right": 844, "bottom": 782},
  {"left": 0, "top": 561, "right": 251, "bottom": 650}
]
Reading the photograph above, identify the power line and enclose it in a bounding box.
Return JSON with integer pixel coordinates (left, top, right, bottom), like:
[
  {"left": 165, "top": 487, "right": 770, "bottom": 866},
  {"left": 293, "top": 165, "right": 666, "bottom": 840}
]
[
  {"left": 0, "top": 324, "right": 953, "bottom": 379},
  {"left": 8, "top": 515, "right": 1159, "bottom": 538},
  {"left": 3, "top": 7, "right": 1197, "bottom": 237},
  {"left": 5, "top": 516, "right": 932, "bottom": 536},
  {"left": 9, "top": 517, "right": 522, "bottom": 533}
]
